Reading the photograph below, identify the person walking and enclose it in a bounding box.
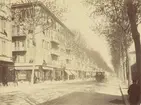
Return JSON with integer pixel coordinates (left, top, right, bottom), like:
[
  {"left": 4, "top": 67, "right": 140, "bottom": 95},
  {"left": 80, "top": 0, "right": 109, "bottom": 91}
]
[{"left": 128, "top": 80, "right": 140, "bottom": 105}]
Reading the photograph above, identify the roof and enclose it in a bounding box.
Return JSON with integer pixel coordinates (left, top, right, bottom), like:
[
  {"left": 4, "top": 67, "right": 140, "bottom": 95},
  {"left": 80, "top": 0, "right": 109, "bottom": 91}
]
[{"left": 11, "top": 1, "right": 75, "bottom": 37}]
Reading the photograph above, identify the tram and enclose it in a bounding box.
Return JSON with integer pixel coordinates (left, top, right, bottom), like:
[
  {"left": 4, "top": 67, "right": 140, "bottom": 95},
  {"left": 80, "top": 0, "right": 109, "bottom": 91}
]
[{"left": 95, "top": 72, "right": 105, "bottom": 82}]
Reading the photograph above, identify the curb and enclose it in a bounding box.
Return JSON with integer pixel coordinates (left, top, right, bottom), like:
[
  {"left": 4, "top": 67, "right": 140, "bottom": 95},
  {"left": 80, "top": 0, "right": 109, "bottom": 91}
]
[{"left": 119, "top": 85, "right": 129, "bottom": 105}]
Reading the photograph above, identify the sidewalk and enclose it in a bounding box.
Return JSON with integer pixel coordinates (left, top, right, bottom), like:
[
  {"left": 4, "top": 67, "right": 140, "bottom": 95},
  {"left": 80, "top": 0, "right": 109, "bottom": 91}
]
[
  {"left": 0, "top": 78, "right": 94, "bottom": 94},
  {"left": 119, "top": 81, "right": 129, "bottom": 105}
]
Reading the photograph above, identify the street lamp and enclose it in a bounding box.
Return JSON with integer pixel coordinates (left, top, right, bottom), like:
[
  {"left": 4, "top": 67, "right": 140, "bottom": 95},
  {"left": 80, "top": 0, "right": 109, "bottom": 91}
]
[{"left": 30, "top": 21, "right": 53, "bottom": 85}]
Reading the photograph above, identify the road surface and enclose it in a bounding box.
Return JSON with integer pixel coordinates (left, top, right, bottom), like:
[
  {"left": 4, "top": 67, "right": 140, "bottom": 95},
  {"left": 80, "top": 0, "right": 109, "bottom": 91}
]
[{"left": 0, "top": 78, "right": 124, "bottom": 105}]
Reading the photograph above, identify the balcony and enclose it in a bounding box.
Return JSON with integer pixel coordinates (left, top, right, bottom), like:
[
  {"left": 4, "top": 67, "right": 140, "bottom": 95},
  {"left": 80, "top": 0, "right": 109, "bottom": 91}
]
[
  {"left": 12, "top": 33, "right": 26, "bottom": 39},
  {"left": 50, "top": 31, "right": 59, "bottom": 44},
  {"left": 50, "top": 48, "right": 60, "bottom": 55},
  {"left": 13, "top": 47, "right": 26, "bottom": 53}
]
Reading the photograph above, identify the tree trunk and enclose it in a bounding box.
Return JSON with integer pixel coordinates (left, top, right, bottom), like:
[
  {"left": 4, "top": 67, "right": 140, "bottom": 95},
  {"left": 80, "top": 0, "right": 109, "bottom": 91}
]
[
  {"left": 126, "top": 0, "right": 141, "bottom": 98},
  {"left": 126, "top": 50, "right": 132, "bottom": 86}
]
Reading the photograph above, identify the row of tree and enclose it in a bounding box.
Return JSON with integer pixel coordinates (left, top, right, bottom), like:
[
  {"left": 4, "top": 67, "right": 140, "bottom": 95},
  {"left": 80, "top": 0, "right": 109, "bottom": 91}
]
[{"left": 84, "top": 0, "right": 141, "bottom": 90}]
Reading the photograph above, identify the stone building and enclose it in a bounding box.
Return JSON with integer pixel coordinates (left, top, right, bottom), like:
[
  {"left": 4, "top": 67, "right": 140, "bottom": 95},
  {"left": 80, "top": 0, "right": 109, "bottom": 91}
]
[
  {"left": 11, "top": 1, "right": 95, "bottom": 83},
  {"left": 0, "top": 0, "right": 14, "bottom": 85}
]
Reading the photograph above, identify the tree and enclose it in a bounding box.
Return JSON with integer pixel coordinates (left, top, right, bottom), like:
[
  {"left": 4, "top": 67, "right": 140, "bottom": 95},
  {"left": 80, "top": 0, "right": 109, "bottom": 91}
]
[
  {"left": 83, "top": 0, "right": 141, "bottom": 84},
  {"left": 126, "top": 0, "right": 141, "bottom": 82},
  {"left": 11, "top": 0, "right": 68, "bottom": 20}
]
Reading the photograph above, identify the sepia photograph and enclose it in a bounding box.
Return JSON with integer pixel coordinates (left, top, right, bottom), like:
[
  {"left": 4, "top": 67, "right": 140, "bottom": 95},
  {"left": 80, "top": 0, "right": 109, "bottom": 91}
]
[{"left": 0, "top": 0, "right": 141, "bottom": 105}]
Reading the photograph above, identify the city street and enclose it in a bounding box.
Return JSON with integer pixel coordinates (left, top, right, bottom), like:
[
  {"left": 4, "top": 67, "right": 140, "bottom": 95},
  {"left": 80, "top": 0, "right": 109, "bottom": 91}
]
[
  {"left": 0, "top": 0, "right": 139, "bottom": 105},
  {"left": 0, "top": 77, "right": 124, "bottom": 105}
]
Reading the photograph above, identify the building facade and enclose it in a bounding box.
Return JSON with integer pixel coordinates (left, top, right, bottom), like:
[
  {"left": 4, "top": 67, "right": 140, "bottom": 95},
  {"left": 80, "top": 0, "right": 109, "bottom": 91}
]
[
  {"left": 11, "top": 1, "right": 96, "bottom": 83},
  {"left": 0, "top": 0, "right": 14, "bottom": 84}
]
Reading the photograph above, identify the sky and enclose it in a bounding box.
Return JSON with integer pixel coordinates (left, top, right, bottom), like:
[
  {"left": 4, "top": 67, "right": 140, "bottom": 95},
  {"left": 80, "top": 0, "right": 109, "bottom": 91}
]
[{"left": 58, "top": 0, "right": 113, "bottom": 69}]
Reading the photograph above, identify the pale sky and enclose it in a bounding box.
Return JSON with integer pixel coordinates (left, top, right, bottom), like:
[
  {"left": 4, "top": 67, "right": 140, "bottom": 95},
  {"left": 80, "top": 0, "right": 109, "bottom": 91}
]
[{"left": 60, "top": 0, "right": 113, "bottom": 69}]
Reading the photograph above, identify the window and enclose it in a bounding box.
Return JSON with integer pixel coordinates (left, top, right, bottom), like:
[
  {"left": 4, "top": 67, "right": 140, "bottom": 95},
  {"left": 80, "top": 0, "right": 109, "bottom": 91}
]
[
  {"left": 21, "top": 9, "right": 26, "bottom": 20},
  {"left": 28, "top": 29, "right": 33, "bottom": 34},
  {"left": 27, "top": 39, "right": 29, "bottom": 48},
  {"left": 66, "top": 59, "right": 71, "bottom": 64},
  {"left": 47, "top": 42, "right": 49, "bottom": 49},
  {"left": 15, "top": 40, "right": 19, "bottom": 50},
  {"left": 1, "top": 19, "right": 6, "bottom": 34},
  {"left": 66, "top": 49, "right": 71, "bottom": 54},
  {"left": 12, "top": 25, "right": 16, "bottom": 35},
  {"left": 42, "top": 40, "right": 44, "bottom": 48},
  {"left": 14, "top": 40, "right": 25, "bottom": 50},
  {"left": 19, "top": 54, "right": 25, "bottom": 63},
  {"left": 44, "top": 41, "right": 49, "bottom": 49},
  {"left": 16, "top": 25, "right": 19, "bottom": 35},
  {"left": 22, "top": 40, "right": 25, "bottom": 47},
  {"left": 56, "top": 23, "right": 61, "bottom": 32},
  {"left": 51, "top": 41, "right": 58, "bottom": 49},
  {"left": 51, "top": 54, "right": 58, "bottom": 61},
  {"left": 14, "top": 54, "right": 26, "bottom": 63},
  {"left": 19, "top": 25, "right": 24, "bottom": 35},
  {"left": 2, "top": 40, "right": 6, "bottom": 55}
]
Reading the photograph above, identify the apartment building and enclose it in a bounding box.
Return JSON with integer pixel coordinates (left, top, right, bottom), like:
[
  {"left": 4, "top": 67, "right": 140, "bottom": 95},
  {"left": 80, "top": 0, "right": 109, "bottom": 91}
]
[
  {"left": 0, "top": 0, "right": 14, "bottom": 84},
  {"left": 11, "top": 1, "right": 96, "bottom": 83},
  {"left": 11, "top": 2, "right": 73, "bottom": 82}
]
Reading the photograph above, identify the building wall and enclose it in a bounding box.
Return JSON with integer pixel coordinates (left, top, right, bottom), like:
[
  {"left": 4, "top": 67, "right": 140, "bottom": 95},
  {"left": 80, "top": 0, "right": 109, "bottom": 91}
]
[{"left": 0, "top": 1, "right": 12, "bottom": 62}]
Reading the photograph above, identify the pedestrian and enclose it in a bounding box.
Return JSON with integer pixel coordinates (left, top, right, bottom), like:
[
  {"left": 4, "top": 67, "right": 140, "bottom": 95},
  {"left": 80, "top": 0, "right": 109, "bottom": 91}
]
[{"left": 128, "top": 80, "right": 140, "bottom": 105}]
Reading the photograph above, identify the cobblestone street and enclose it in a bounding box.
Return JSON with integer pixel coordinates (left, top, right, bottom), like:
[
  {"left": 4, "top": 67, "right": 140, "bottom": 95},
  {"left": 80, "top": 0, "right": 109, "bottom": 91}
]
[{"left": 0, "top": 77, "right": 124, "bottom": 105}]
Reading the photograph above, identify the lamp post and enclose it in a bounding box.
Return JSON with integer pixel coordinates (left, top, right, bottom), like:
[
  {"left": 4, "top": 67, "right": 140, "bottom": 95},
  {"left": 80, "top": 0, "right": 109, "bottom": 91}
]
[
  {"left": 30, "top": 20, "right": 53, "bottom": 85},
  {"left": 31, "top": 40, "right": 36, "bottom": 85}
]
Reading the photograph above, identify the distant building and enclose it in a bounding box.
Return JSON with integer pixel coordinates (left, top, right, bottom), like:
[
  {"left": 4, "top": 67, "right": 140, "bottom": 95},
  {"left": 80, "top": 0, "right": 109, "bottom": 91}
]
[{"left": 0, "top": 0, "right": 13, "bottom": 84}]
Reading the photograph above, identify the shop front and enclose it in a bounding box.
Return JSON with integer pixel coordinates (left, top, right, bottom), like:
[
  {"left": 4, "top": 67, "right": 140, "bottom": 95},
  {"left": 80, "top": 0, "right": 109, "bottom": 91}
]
[
  {"left": 70, "top": 70, "right": 78, "bottom": 80},
  {"left": 43, "top": 66, "right": 53, "bottom": 81},
  {"left": 54, "top": 68, "right": 62, "bottom": 81},
  {"left": 14, "top": 65, "right": 38, "bottom": 82},
  {"left": 0, "top": 61, "right": 14, "bottom": 85},
  {"left": 86, "top": 72, "right": 91, "bottom": 78},
  {"left": 65, "top": 70, "right": 72, "bottom": 80}
]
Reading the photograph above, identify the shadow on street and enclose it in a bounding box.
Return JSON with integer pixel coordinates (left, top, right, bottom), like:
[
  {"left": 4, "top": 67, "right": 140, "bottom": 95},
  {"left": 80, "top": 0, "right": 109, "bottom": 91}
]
[
  {"left": 39, "top": 92, "right": 124, "bottom": 105},
  {"left": 109, "top": 99, "right": 124, "bottom": 104}
]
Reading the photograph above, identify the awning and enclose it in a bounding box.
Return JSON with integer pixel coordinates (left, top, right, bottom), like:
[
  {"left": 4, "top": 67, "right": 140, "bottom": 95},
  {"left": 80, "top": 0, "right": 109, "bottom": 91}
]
[
  {"left": 70, "top": 71, "right": 78, "bottom": 75},
  {"left": 15, "top": 66, "right": 39, "bottom": 70},
  {"left": 65, "top": 70, "right": 72, "bottom": 75},
  {"left": 43, "top": 66, "right": 53, "bottom": 70}
]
